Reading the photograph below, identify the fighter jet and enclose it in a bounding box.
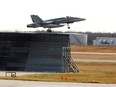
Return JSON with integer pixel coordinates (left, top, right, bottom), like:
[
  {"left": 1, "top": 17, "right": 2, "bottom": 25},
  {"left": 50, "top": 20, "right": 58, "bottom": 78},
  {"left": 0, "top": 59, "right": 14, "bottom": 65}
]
[{"left": 27, "top": 15, "right": 86, "bottom": 32}]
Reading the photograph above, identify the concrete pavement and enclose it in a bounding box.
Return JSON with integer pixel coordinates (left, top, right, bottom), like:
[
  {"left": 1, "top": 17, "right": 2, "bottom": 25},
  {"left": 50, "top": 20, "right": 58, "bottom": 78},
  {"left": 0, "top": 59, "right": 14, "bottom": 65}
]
[{"left": 0, "top": 80, "right": 116, "bottom": 87}]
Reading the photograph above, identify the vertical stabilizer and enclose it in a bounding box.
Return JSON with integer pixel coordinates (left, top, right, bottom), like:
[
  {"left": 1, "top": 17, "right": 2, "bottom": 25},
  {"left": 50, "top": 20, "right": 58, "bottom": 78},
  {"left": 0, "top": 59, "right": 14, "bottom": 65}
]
[{"left": 31, "top": 15, "right": 43, "bottom": 23}]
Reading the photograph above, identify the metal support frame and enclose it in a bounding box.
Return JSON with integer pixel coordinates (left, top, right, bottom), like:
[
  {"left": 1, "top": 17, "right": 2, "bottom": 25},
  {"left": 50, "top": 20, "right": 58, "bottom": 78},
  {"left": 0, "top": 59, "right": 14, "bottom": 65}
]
[{"left": 62, "top": 47, "right": 79, "bottom": 73}]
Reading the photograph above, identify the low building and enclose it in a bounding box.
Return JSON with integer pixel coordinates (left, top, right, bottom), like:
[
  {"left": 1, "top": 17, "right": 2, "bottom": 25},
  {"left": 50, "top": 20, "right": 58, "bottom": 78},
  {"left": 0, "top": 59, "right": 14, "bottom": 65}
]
[
  {"left": 93, "top": 37, "right": 116, "bottom": 46},
  {"left": 67, "top": 33, "right": 88, "bottom": 45}
]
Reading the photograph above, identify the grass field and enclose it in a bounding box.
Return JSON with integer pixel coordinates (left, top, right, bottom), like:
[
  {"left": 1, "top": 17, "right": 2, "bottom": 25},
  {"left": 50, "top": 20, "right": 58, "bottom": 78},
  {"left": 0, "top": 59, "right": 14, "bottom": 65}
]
[
  {"left": 0, "top": 45, "right": 116, "bottom": 84},
  {"left": 71, "top": 45, "right": 116, "bottom": 52}
]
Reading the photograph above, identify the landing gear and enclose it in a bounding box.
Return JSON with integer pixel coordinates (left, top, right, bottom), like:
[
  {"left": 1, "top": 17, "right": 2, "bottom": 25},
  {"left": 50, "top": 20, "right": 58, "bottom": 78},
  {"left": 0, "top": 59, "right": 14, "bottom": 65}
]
[
  {"left": 67, "top": 23, "right": 70, "bottom": 29},
  {"left": 47, "top": 28, "right": 52, "bottom": 32},
  {"left": 68, "top": 26, "right": 70, "bottom": 29}
]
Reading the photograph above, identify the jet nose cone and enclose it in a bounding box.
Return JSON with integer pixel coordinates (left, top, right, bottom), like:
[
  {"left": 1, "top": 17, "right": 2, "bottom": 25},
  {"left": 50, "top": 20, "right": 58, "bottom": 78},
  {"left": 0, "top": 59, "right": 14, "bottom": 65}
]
[
  {"left": 81, "top": 18, "right": 86, "bottom": 21},
  {"left": 77, "top": 18, "right": 86, "bottom": 21}
]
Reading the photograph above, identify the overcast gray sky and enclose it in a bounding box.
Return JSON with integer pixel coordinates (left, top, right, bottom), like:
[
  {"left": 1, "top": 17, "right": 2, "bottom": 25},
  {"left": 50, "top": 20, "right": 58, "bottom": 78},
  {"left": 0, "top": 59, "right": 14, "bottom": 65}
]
[{"left": 0, "top": 0, "right": 116, "bottom": 32}]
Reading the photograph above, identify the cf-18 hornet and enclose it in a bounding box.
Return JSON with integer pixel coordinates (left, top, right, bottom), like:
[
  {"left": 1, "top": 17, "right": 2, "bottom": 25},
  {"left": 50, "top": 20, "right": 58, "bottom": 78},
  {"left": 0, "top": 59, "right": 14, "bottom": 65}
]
[{"left": 27, "top": 15, "right": 86, "bottom": 32}]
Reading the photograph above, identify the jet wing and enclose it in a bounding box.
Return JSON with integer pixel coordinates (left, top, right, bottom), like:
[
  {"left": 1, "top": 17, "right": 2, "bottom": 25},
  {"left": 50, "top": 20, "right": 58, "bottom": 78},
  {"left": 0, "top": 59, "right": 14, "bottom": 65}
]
[{"left": 43, "top": 24, "right": 64, "bottom": 28}]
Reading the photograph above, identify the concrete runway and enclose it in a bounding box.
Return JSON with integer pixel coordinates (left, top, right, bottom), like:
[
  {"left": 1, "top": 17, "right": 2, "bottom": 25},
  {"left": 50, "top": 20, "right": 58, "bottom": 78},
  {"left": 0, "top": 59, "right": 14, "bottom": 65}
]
[
  {"left": 73, "top": 59, "right": 116, "bottom": 62},
  {"left": 0, "top": 80, "right": 116, "bottom": 87},
  {"left": 71, "top": 52, "right": 116, "bottom": 55},
  {"left": 72, "top": 51, "right": 116, "bottom": 62}
]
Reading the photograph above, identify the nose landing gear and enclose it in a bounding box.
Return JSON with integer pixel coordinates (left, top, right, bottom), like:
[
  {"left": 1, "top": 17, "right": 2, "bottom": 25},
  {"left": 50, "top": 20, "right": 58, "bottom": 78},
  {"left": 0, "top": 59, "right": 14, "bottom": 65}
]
[
  {"left": 67, "top": 23, "right": 70, "bottom": 29},
  {"left": 47, "top": 28, "right": 52, "bottom": 32}
]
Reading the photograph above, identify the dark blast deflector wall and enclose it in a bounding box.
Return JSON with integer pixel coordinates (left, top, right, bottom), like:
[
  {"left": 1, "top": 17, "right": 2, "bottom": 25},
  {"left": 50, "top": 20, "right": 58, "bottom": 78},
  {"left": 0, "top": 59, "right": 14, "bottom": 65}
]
[{"left": 0, "top": 32, "right": 69, "bottom": 72}]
